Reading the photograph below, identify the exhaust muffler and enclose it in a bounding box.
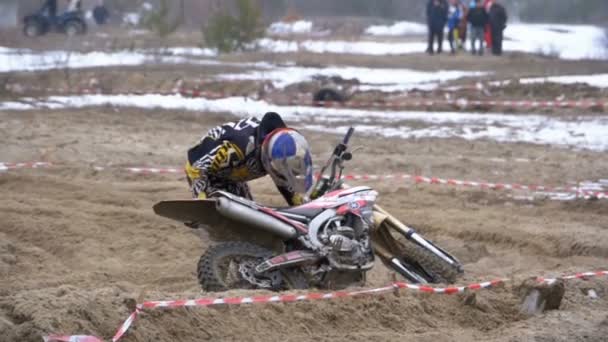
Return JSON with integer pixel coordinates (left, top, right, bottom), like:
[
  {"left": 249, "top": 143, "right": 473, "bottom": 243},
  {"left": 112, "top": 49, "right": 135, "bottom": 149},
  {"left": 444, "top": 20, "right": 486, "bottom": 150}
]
[{"left": 216, "top": 197, "right": 298, "bottom": 240}]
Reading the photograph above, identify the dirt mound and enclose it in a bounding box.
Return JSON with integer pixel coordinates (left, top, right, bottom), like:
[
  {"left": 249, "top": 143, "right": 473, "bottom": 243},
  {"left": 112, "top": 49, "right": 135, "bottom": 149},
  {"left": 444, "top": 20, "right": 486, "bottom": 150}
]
[{"left": 491, "top": 81, "right": 607, "bottom": 100}]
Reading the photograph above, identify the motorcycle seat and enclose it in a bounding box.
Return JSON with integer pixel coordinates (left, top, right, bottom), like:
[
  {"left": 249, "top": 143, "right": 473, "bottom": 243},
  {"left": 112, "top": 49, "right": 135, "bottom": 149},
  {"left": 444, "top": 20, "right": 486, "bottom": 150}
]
[{"left": 276, "top": 206, "right": 324, "bottom": 219}]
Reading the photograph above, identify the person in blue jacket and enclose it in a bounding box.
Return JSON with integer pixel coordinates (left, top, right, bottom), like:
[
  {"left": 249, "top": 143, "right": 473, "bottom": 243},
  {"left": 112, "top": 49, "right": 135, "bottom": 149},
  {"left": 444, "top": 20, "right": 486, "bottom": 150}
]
[
  {"left": 447, "top": 0, "right": 463, "bottom": 54},
  {"left": 426, "top": 0, "right": 448, "bottom": 55}
]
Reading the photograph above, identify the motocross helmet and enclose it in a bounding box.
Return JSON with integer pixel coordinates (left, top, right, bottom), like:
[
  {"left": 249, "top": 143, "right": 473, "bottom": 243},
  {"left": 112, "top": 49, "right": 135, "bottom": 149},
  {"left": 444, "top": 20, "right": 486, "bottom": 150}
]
[{"left": 261, "top": 127, "right": 313, "bottom": 196}]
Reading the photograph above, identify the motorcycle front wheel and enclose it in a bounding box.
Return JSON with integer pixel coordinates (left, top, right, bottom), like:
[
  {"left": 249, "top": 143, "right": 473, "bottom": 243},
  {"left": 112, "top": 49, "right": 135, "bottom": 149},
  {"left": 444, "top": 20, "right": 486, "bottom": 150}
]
[
  {"left": 399, "top": 237, "right": 462, "bottom": 284},
  {"left": 197, "top": 241, "right": 307, "bottom": 292}
]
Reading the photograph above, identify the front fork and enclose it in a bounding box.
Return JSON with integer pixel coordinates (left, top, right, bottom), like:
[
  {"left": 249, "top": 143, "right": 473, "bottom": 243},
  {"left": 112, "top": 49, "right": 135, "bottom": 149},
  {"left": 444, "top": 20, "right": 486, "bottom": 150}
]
[{"left": 371, "top": 205, "right": 462, "bottom": 282}]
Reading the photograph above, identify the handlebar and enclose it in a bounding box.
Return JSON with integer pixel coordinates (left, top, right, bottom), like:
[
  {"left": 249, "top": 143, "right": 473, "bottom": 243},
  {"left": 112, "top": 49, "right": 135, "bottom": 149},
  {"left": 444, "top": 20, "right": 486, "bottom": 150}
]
[
  {"left": 343, "top": 127, "right": 354, "bottom": 145},
  {"left": 333, "top": 127, "right": 355, "bottom": 157},
  {"left": 309, "top": 127, "right": 355, "bottom": 199}
]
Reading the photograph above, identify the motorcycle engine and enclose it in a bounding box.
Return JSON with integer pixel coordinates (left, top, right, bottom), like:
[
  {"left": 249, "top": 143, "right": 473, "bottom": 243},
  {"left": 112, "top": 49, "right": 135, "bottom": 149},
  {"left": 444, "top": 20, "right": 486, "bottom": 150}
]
[{"left": 319, "top": 215, "right": 373, "bottom": 270}]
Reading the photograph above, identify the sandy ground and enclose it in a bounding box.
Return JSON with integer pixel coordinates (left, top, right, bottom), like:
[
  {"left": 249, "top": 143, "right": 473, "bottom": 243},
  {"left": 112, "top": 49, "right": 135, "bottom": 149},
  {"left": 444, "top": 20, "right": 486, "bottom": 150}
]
[
  {"left": 1, "top": 27, "right": 608, "bottom": 341},
  {"left": 1, "top": 104, "right": 607, "bottom": 342}
]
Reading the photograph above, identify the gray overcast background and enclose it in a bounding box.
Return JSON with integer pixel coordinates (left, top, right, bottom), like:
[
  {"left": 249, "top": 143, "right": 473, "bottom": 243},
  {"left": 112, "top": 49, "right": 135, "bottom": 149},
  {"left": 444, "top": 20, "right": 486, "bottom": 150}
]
[{"left": 1, "top": 0, "right": 607, "bottom": 28}]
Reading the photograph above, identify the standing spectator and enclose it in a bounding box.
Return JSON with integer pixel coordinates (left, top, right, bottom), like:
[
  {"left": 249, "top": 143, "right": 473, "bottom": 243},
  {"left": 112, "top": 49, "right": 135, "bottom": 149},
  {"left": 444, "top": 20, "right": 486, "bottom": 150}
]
[
  {"left": 93, "top": 0, "right": 110, "bottom": 25},
  {"left": 483, "top": 0, "right": 494, "bottom": 49},
  {"left": 456, "top": 1, "right": 469, "bottom": 50},
  {"left": 489, "top": 1, "right": 508, "bottom": 55},
  {"left": 467, "top": 0, "right": 488, "bottom": 56},
  {"left": 426, "top": 0, "right": 448, "bottom": 55},
  {"left": 447, "top": 0, "right": 462, "bottom": 54}
]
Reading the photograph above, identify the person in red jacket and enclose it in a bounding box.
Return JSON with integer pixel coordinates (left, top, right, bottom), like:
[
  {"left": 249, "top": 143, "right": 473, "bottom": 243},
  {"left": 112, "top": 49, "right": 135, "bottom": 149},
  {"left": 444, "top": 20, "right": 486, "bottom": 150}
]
[{"left": 483, "top": 0, "right": 494, "bottom": 49}]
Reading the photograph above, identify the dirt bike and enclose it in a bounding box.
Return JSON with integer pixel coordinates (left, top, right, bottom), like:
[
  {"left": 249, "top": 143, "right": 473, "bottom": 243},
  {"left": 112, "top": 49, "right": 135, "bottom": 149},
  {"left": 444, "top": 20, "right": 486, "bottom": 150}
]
[{"left": 154, "top": 128, "right": 463, "bottom": 291}]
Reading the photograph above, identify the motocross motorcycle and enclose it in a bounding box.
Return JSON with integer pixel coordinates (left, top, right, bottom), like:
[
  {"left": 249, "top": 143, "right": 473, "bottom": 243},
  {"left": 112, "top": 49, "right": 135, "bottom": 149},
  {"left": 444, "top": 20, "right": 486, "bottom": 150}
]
[{"left": 154, "top": 128, "right": 463, "bottom": 291}]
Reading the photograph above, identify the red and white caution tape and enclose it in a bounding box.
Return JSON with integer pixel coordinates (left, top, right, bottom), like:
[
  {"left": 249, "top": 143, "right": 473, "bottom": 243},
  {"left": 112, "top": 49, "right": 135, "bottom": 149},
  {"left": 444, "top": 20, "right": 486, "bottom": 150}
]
[
  {"left": 178, "top": 88, "right": 241, "bottom": 99},
  {"left": 110, "top": 309, "right": 140, "bottom": 342},
  {"left": 6, "top": 84, "right": 103, "bottom": 96},
  {"left": 176, "top": 84, "right": 608, "bottom": 110},
  {"left": 5, "top": 84, "right": 224, "bottom": 98},
  {"left": 142, "top": 279, "right": 505, "bottom": 310},
  {"left": 538, "top": 270, "right": 608, "bottom": 285},
  {"left": 342, "top": 173, "right": 608, "bottom": 199},
  {"left": 122, "top": 167, "right": 608, "bottom": 199},
  {"left": 177, "top": 87, "right": 608, "bottom": 110},
  {"left": 43, "top": 310, "right": 140, "bottom": 342},
  {"left": 304, "top": 98, "right": 608, "bottom": 110},
  {"left": 6, "top": 82, "right": 607, "bottom": 111},
  {"left": 123, "top": 166, "right": 182, "bottom": 175},
  {"left": 43, "top": 335, "right": 103, "bottom": 342},
  {"left": 6, "top": 83, "right": 240, "bottom": 100},
  {"left": 140, "top": 270, "right": 608, "bottom": 310},
  {"left": 0, "top": 161, "right": 53, "bottom": 171},
  {"left": 44, "top": 270, "right": 608, "bottom": 342},
  {"left": 3, "top": 162, "right": 606, "bottom": 199}
]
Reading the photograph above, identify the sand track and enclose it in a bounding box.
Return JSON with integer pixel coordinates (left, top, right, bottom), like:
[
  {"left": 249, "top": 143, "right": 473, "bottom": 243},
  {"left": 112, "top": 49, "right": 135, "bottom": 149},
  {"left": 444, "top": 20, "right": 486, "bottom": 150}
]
[{"left": 1, "top": 104, "right": 607, "bottom": 341}]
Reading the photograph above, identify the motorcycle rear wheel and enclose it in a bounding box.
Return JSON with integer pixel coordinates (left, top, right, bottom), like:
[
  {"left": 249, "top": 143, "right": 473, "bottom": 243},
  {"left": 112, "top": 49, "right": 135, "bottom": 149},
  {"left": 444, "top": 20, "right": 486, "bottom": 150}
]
[{"left": 197, "top": 241, "right": 307, "bottom": 292}]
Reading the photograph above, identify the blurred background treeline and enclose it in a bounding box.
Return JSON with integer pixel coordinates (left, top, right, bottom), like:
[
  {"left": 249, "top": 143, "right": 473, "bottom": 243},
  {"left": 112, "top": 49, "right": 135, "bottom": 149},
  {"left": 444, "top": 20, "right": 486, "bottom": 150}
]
[{"left": 5, "top": 0, "right": 608, "bottom": 27}]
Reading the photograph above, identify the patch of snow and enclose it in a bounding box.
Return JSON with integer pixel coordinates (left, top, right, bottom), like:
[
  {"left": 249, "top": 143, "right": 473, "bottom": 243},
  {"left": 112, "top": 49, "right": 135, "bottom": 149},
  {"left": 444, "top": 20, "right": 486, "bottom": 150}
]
[
  {"left": 218, "top": 64, "right": 485, "bottom": 90},
  {"left": 575, "top": 181, "right": 606, "bottom": 191},
  {"left": 0, "top": 47, "right": 28, "bottom": 54},
  {"left": 365, "top": 21, "right": 427, "bottom": 36},
  {"left": 0, "top": 47, "right": 220, "bottom": 73},
  {"left": 519, "top": 74, "right": 608, "bottom": 88},
  {"left": 128, "top": 29, "right": 148, "bottom": 36},
  {"left": 163, "top": 47, "right": 218, "bottom": 57},
  {"left": 504, "top": 24, "right": 608, "bottom": 60},
  {"left": 259, "top": 23, "right": 608, "bottom": 60},
  {"left": 0, "top": 101, "right": 42, "bottom": 111},
  {"left": 487, "top": 80, "right": 513, "bottom": 87},
  {"left": 123, "top": 12, "right": 141, "bottom": 26},
  {"left": 357, "top": 83, "right": 439, "bottom": 92},
  {"left": 1, "top": 94, "right": 607, "bottom": 152},
  {"left": 257, "top": 38, "right": 428, "bottom": 55},
  {"left": 267, "top": 21, "right": 313, "bottom": 35}
]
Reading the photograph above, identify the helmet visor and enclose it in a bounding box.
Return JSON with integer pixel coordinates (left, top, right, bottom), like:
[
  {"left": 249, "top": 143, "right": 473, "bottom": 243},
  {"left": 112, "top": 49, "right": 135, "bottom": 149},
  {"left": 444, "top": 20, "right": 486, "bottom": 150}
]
[{"left": 271, "top": 150, "right": 313, "bottom": 195}]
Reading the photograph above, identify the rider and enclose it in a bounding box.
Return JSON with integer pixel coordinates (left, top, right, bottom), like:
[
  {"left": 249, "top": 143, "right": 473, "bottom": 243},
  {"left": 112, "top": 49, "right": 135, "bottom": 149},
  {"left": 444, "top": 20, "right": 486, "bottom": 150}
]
[{"left": 185, "top": 112, "right": 314, "bottom": 206}]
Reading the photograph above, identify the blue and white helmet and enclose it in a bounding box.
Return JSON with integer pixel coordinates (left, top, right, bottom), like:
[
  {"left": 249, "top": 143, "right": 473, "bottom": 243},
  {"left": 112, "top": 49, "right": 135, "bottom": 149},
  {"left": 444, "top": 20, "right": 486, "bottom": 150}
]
[{"left": 261, "top": 128, "right": 313, "bottom": 196}]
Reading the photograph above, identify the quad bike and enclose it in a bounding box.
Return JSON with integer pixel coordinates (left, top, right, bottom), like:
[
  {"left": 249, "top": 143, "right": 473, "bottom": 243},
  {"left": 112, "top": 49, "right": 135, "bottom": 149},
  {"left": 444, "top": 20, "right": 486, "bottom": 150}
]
[
  {"left": 154, "top": 128, "right": 463, "bottom": 291},
  {"left": 23, "top": 6, "right": 87, "bottom": 37}
]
